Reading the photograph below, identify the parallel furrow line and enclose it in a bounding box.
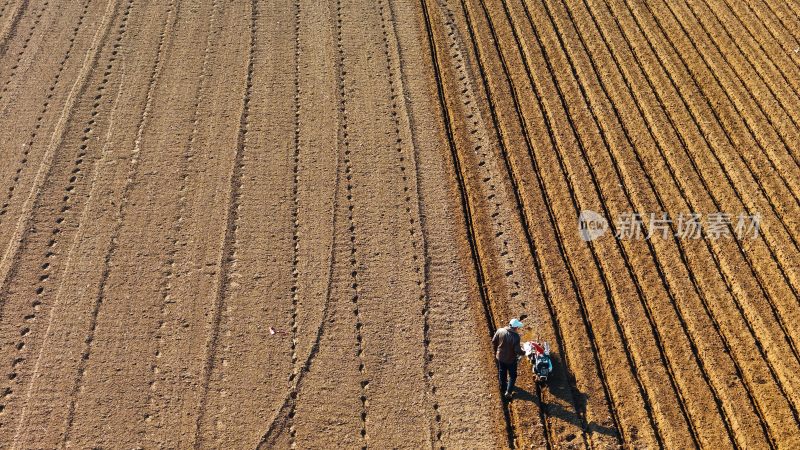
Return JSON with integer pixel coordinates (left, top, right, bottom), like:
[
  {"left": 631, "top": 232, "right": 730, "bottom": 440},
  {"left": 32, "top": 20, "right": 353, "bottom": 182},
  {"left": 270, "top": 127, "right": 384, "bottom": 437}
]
[
  {"left": 556, "top": 0, "right": 750, "bottom": 444},
  {"left": 377, "top": 0, "right": 442, "bottom": 446},
  {"left": 717, "top": 0, "right": 800, "bottom": 169},
  {"left": 533, "top": 0, "right": 695, "bottom": 445},
  {"left": 650, "top": 0, "right": 800, "bottom": 296},
  {"left": 633, "top": 0, "right": 800, "bottom": 417},
  {"left": 62, "top": 1, "right": 178, "bottom": 444},
  {"left": 580, "top": 0, "right": 771, "bottom": 445},
  {"left": 617, "top": 0, "right": 800, "bottom": 429},
  {"left": 745, "top": 0, "right": 800, "bottom": 75},
  {"left": 437, "top": 0, "right": 534, "bottom": 445},
  {"left": 531, "top": 0, "right": 704, "bottom": 443},
  {"left": 0, "top": 0, "right": 92, "bottom": 417},
  {"left": 774, "top": 0, "right": 800, "bottom": 32},
  {"left": 752, "top": 0, "right": 800, "bottom": 61},
  {"left": 0, "top": 0, "right": 27, "bottom": 58},
  {"left": 696, "top": 0, "right": 800, "bottom": 130},
  {"left": 0, "top": 1, "right": 48, "bottom": 102},
  {"left": 715, "top": 0, "right": 800, "bottom": 116},
  {"left": 481, "top": 0, "right": 627, "bottom": 445},
  {"left": 628, "top": 0, "right": 800, "bottom": 359},
  {"left": 417, "top": 2, "right": 516, "bottom": 447},
  {"left": 519, "top": 0, "right": 671, "bottom": 445},
  {"left": 192, "top": 0, "right": 254, "bottom": 447},
  {"left": 536, "top": 0, "right": 738, "bottom": 444},
  {"left": 334, "top": 0, "right": 369, "bottom": 445},
  {"left": 468, "top": 0, "right": 621, "bottom": 446},
  {"left": 420, "top": 0, "right": 515, "bottom": 449},
  {"left": 286, "top": 0, "right": 301, "bottom": 446},
  {"left": 592, "top": 0, "right": 771, "bottom": 439},
  {"left": 744, "top": 0, "right": 800, "bottom": 74},
  {"left": 144, "top": 0, "right": 217, "bottom": 437},
  {"left": 681, "top": 0, "right": 800, "bottom": 208}
]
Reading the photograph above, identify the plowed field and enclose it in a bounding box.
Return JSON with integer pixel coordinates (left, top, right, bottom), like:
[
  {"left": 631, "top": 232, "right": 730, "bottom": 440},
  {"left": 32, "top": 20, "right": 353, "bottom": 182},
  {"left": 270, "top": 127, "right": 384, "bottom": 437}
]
[{"left": 0, "top": 0, "right": 798, "bottom": 448}]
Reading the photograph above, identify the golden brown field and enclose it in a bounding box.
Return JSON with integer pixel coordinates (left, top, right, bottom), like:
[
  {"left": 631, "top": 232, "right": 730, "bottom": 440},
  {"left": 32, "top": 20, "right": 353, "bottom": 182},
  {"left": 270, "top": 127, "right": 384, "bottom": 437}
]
[{"left": 0, "top": 0, "right": 798, "bottom": 448}]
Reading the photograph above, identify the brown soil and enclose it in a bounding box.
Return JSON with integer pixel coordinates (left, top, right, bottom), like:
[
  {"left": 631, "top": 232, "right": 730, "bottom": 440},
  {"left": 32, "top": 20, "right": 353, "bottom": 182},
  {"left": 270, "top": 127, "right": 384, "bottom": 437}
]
[{"left": 0, "top": 0, "right": 798, "bottom": 448}]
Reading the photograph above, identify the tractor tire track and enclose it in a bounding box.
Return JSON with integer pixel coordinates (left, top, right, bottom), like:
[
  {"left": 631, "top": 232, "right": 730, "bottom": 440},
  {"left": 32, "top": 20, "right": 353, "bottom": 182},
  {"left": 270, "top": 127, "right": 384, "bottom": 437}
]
[
  {"left": 0, "top": 0, "right": 50, "bottom": 225},
  {"left": 0, "top": 0, "right": 123, "bottom": 345},
  {"left": 1, "top": 0, "right": 798, "bottom": 447},
  {"left": 376, "top": 0, "right": 442, "bottom": 446},
  {"left": 0, "top": 0, "right": 91, "bottom": 421},
  {"left": 0, "top": 0, "right": 103, "bottom": 303},
  {"left": 0, "top": 0, "right": 15, "bottom": 21},
  {"left": 257, "top": 0, "right": 341, "bottom": 446},
  {"left": 0, "top": 1, "right": 51, "bottom": 102},
  {"left": 334, "top": 0, "right": 370, "bottom": 445},
  {"left": 255, "top": 165, "right": 342, "bottom": 448},
  {"left": 256, "top": 95, "right": 342, "bottom": 450},
  {"left": 0, "top": 0, "right": 27, "bottom": 58},
  {"left": 287, "top": 0, "right": 301, "bottom": 444},
  {"left": 1, "top": 0, "right": 128, "bottom": 445},
  {"left": 417, "top": 3, "right": 519, "bottom": 447},
  {"left": 141, "top": 0, "right": 216, "bottom": 444},
  {"left": 0, "top": 0, "right": 89, "bottom": 263},
  {"left": 61, "top": 1, "right": 178, "bottom": 445},
  {"left": 192, "top": 0, "right": 254, "bottom": 447}
]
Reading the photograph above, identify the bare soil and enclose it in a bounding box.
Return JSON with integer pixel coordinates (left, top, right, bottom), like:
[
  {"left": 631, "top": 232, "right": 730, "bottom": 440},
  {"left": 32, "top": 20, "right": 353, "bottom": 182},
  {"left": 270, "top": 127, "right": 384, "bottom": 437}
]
[{"left": 0, "top": 0, "right": 798, "bottom": 448}]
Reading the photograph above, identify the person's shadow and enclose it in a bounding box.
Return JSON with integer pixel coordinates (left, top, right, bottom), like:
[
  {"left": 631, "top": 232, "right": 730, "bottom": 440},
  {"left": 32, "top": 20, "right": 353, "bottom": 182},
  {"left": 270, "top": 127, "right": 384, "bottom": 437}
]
[{"left": 515, "top": 353, "right": 618, "bottom": 440}]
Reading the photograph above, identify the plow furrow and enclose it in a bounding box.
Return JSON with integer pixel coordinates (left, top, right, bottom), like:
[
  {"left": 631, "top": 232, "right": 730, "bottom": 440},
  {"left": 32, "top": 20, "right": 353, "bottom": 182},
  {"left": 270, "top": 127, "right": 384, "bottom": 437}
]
[{"left": 1, "top": 0, "right": 799, "bottom": 447}]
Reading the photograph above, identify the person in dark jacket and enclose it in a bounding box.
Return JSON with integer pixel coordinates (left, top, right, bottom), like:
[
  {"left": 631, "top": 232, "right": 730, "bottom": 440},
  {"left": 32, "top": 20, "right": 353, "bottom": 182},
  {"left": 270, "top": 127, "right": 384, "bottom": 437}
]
[{"left": 492, "top": 318, "right": 525, "bottom": 400}]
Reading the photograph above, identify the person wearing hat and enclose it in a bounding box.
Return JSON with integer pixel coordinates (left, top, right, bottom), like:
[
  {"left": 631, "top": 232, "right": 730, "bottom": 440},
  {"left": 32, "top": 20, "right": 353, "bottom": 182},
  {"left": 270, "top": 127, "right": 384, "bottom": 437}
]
[{"left": 492, "top": 318, "right": 525, "bottom": 400}]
